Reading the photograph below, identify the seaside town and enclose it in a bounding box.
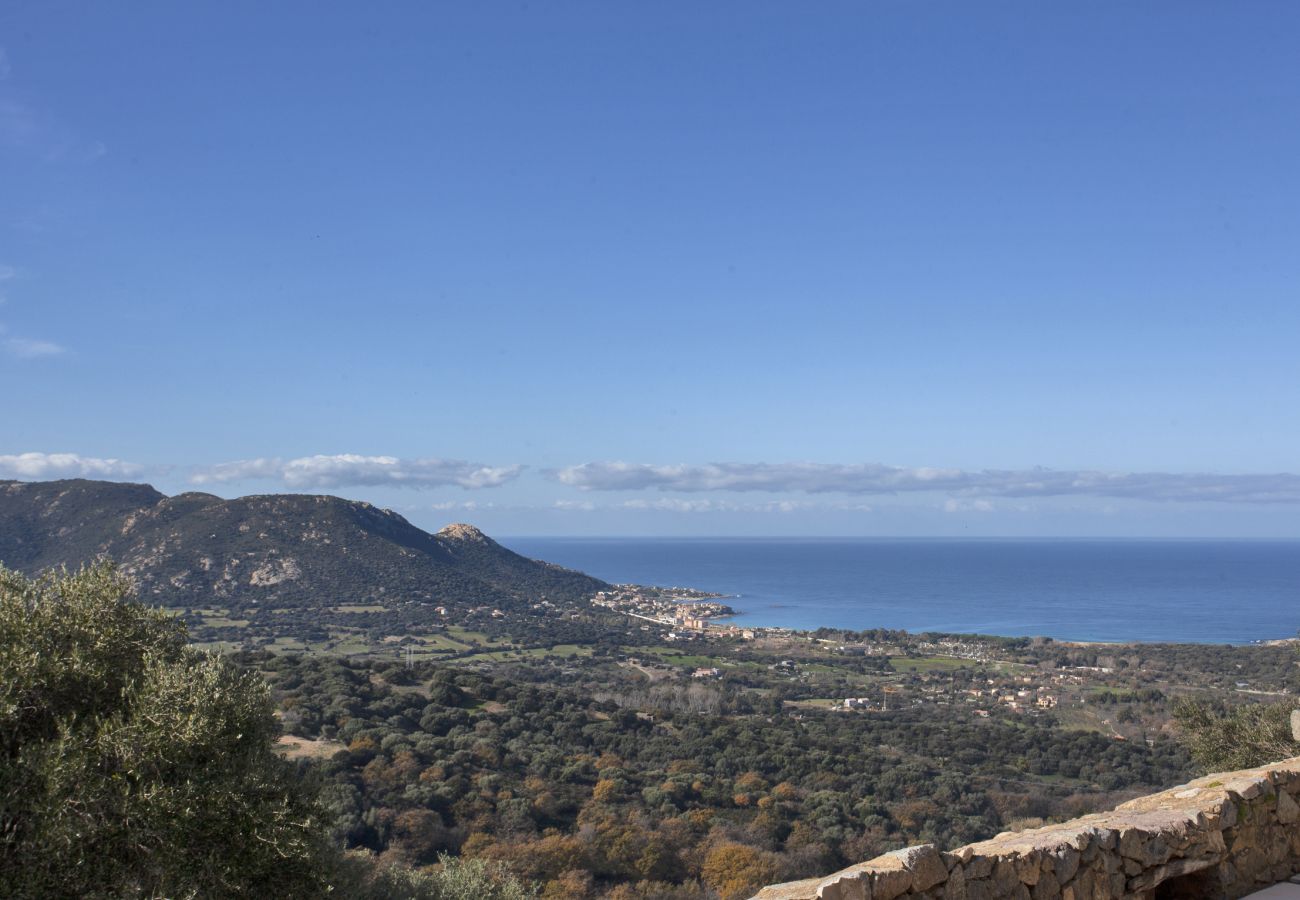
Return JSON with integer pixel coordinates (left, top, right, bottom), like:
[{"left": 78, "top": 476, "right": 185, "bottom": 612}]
[
  {"left": 590, "top": 584, "right": 745, "bottom": 636},
  {"left": 583, "top": 585, "right": 1295, "bottom": 746}
]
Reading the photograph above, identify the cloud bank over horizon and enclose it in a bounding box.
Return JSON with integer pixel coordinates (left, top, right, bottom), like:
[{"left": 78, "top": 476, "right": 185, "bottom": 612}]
[
  {"left": 551, "top": 462, "right": 1300, "bottom": 504},
  {"left": 0, "top": 452, "right": 144, "bottom": 480},
  {"left": 6, "top": 451, "right": 1300, "bottom": 510},
  {"left": 188, "top": 454, "right": 523, "bottom": 490}
]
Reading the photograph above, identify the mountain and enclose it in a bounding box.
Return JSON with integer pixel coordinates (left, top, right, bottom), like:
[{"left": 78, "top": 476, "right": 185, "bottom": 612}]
[{"left": 0, "top": 479, "right": 609, "bottom": 613}]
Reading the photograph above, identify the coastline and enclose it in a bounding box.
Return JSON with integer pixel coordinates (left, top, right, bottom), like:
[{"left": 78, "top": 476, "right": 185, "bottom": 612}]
[
  {"left": 510, "top": 536, "right": 1300, "bottom": 646},
  {"left": 638, "top": 593, "right": 1297, "bottom": 648}
]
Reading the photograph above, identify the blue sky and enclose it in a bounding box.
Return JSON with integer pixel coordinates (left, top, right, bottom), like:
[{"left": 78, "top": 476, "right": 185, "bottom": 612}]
[{"left": 2, "top": 3, "right": 1298, "bottom": 537}]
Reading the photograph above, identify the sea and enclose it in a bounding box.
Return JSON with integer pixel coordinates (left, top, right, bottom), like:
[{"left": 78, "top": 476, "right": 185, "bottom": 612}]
[{"left": 503, "top": 538, "right": 1300, "bottom": 644}]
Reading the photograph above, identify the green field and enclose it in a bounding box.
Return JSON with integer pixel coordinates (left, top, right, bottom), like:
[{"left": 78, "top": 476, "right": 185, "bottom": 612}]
[
  {"left": 890, "top": 655, "right": 971, "bottom": 673},
  {"left": 631, "top": 646, "right": 767, "bottom": 670},
  {"left": 460, "top": 644, "right": 593, "bottom": 663},
  {"left": 784, "top": 698, "right": 843, "bottom": 709},
  {"left": 446, "top": 626, "right": 510, "bottom": 646},
  {"left": 415, "top": 633, "right": 475, "bottom": 652},
  {"left": 196, "top": 614, "right": 250, "bottom": 628}
]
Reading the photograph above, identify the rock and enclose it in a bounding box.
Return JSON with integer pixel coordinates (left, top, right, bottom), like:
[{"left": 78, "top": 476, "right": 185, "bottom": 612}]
[
  {"left": 1017, "top": 854, "right": 1041, "bottom": 886},
  {"left": 1029, "top": 869, "right": 1058, "bottom": 899},
  {"left": 1125, "top": 855, "right": 1216, "bottom": 893},
  {"left": 1117, "top": 828, "right": 1144, "bottom": 862},
  {"left": 991, "top": 859, "right": 1021, "bottom": 894},
  {"left": 1223, "top": 774, "right": 1271, "bottom": 801},
  {"left": 752, "top": 879, "right": 824, "bottom": 900},
  {"left": 1052, "top": 848, "right": 1080, "bottom": 885},
  {"left": 816, "top": 876, "right": 868, "bottom": 900},
  {"left": 1278, "top": 789, "right": 1300, "bottom": 825},
  {"left": 944, "top": 865, "right": 967, "bottom": 900},
  {"left": 965, "top": 856, "right": 994, "bottom": 881}
]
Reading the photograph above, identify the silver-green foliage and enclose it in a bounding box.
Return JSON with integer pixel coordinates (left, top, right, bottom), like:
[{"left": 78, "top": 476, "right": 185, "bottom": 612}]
[
  {"left": 1172, "top": 697, "right": 1299, "bottom": 773},
  {"left": 345, "top": 852, "right": 538, "bottom": 900},
  {"left": 0, "top": 562, "right": 334, "bottom": 899}
]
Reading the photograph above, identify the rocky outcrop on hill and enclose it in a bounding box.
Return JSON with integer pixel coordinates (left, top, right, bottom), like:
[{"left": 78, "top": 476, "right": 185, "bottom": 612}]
[
  {"left": 0, "top": 479, "right": 609, "bottom": 612},
  {"left": 754, "top": 757, "right": 1300, "bottom": 900}
]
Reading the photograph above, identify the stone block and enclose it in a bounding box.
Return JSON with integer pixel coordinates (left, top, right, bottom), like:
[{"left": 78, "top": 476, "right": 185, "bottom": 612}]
[
  {"left": 892, "top": 846, "right": 949, "bottom": 893},
  {"left": 1029, "top": 870, "right": 1059, "bottom": 899},
  {"left": 1278, "top": 789, "right": 1300, "bottom": 825},
  {"left": 944, "top": 864, "right": 967, "bottom": 900}
]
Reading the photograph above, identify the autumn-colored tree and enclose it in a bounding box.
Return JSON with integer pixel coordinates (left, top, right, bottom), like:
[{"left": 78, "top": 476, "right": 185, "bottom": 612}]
[
  {"left": 592, "top": 777, "right": 624, "bottom": 803},
  {"left": 483, "top": 833, "right": 588, "bottom": 883},
  {"left": 390, "top": 808, "right": 454, "bottom": 864},
  {"left": 771, "top": 781, "right": 800, "bottom": 802},
  {"left": 541, "top": 868, "right": 596, "bottom": 899},
  {"left": 701, "top": 843, "right": 780, "bottom": 900}
]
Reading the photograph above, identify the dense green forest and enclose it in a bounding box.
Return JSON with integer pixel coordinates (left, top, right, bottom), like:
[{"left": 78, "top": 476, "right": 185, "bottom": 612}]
[{"left": 262, "top": 653, "right": 1193, "bottom": 899}]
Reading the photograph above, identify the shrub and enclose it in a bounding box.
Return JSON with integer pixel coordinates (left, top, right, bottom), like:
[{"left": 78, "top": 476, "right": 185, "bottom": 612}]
[
  {"left": 0, "top": 562, "right": 335, "bottom": 898},
  {"left": 1172, "top": 697, "right": 1299, "bottom": 772}
]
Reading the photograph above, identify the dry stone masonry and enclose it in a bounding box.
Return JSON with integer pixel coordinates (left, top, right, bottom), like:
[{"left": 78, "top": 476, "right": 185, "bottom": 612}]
[{"left": 753, "top": 757, "right": 1300, "bottom": 900}]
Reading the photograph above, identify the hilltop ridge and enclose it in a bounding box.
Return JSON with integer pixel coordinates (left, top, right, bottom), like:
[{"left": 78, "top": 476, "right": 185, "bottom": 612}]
[{"left": 0, "top": 479, "right": 610, "bottom": 615}]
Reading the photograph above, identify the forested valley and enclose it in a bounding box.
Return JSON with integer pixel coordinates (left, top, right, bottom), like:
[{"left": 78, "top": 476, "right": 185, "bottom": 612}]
[{"left": 265, "top": 653, "right": 1193, "bottom": 899}]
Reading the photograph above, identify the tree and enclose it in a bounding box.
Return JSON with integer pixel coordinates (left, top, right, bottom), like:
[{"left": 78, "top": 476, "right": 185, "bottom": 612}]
[
  {"left": 0, "top": 562, "right": 335, "bottom": 898},
  {"left": 342, "top": 852, "right": 537, "bottom": 900},
  {"left": 1173, "top": 698, "right": 1298, "bottom": 772},
  {"left": 701, "top": 843, "right": 780, "bottom": 900}
]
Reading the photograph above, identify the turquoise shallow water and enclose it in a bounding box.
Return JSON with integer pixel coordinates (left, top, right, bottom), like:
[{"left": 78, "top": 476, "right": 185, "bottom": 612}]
[{"left": 504, "top": 538, "right": 1300, "bottom": 644}]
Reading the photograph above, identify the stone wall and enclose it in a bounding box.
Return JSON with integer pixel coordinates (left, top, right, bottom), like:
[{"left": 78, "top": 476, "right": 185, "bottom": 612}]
[{"left": 753, "top": 757, "right": 1300, "bottom": 900}]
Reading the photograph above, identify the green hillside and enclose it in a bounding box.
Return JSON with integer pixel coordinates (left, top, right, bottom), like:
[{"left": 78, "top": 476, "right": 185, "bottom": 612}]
[{"left": 0, "top": 479, "right": 609, "bottom": 618}]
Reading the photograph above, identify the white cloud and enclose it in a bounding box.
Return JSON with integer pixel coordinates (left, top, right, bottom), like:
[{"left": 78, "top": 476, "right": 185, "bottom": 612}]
[
  {"left": 943, "top": 498, "right": 997, "bottom": 514},
  {"left": 190, "top": 454, "right": 523, "bottom": 490},
  {"left": 622, "top": 498, "right": 724, "bottom": 513},
  {"left": 190, "top": 458, "right": 283, "bottom": 483},
  {"left": 0, "top": 451, "right": 144, "bottom": 480},
  {"left": 552, "top": 461, "right": 1300, "bottom": 505},
  {"left": 4, "top": 336, "right": 66, "bottom": 358},
  {"left": 621, "top": 498, "right": 817, "bottom": 514},
  {"left": 554, "top": 461, "right": 966, "bottom": 494},
  {"left": 553, "top": 499, "right": 597, "bottom": 511}
]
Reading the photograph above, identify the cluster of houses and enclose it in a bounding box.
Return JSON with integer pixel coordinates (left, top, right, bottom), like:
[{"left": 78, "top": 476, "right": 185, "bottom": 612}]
[
  {"left": 833, "top": 637, "right": 1001, "bottom": 664},
  {"left": 831, "top": 673, "right": 1064, "bottom": 716},
  {"left": 593, "top": 588, "right": 733, "bottom": 626},
  {"left": 965, "top": 679, "right": 1059, "bottom": 713},
  {"left": 590, "top": 587, "right": 778, "bottom": 644}
]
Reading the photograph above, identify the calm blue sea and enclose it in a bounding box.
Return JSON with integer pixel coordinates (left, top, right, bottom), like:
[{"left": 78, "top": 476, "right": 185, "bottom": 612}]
[{"left": 503, "top": 538, "right": 1300, "bottom": 644}]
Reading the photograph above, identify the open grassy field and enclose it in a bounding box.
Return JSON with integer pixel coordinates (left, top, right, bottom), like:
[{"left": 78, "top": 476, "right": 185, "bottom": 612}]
[
  {"left": 446, "top": 626, "right": 510, "bottom": 646},
  {"left": 890, "top": 655, "right": 971, "bottom": 673},
  {"left": 196, "top": 614, "right": 250, "bottom": 627},
  {"left": 275, "top": 735, "right": 347, "bottom": 760},
  {"left": 190, "top": 639, "right": 245, "bottom": 653},
  {"left": 417, "top": 632, "right": 475, "bottom": 652},
  {"left": 460, "top": 644, "right": 593, "bottom": 663},
  {"left": 784, "top": 698, "right": 843, "bottom": 710}
]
